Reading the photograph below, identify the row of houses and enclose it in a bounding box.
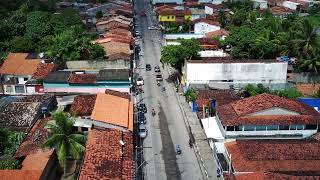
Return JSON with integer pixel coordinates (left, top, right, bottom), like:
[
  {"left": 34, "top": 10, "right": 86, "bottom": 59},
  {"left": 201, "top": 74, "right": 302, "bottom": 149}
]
[{"left": 0, "top": 89, "right": 135, "bottom": 179}]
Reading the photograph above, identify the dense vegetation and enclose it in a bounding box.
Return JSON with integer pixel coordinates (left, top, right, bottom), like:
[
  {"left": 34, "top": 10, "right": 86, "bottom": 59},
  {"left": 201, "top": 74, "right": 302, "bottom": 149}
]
[
  {"left": 160, "top": 39, "right": 202, "bottom": 70},
  {"left": 0, "top": 129, "right": 26, "bottom": 170},
  {"left": 216, "top": 0, "right": 320, "bottom": 73},
  {"left": 243, "top": 84, "right": 303, "bottom": 98},
  {"left": 0, "top": 1, "right": 105, "bottom": 62}
]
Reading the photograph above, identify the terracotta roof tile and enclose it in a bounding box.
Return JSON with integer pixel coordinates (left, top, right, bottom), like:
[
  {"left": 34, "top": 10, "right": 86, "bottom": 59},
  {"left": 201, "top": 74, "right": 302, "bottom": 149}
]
[
  {"left": 0, "top": 53, "right": 41, "bottom": 76},
  {"left": 68, "top": 74, "right": 97, "bottom": 84},
  {"left": 196, "top": 38, "right": 220, "bottom": 50},
  {"left": 225, "top": 172, "right": 320, "bottom": 180},
  {"left": 205, "top": 29, "right": 229, "bottom": 38},
  {"left": 79, "top": 128, "right": 133, "bottom": 180},
  {"left": 15, "top": 118, "right": 50, "bottom": 158},
  {"left": 108, "top": 52, "right": 130, "bottom": 61},
  {"left": 217, "top": 93, "right": 320, "bottom": 126},
  {"left": 197, "top": 89, "right": 240, "bottom": 109},
  {"left": 193, "top": 18, "right": 221, "bottom": 26},
  {"left": 70, "top": 95, "right": 97, "bottom": 116},
  {"left": 270, "top": 6, "right": 294, "bottom": 16},
  {"left": 32, "top": 63, "right": 57, "bottom": 79},
  {"left": 225, "top": 140, "right": 320, "bottom": 173},
  {"left": 91, "top": 92, "right": 133, "bottom": 131},
  {"left": 205, "top": 3, "right": 227, "bottom": 9}
]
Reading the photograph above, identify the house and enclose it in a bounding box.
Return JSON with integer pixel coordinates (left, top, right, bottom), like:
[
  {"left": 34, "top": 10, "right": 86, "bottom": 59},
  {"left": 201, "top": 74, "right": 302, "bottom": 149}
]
[
  {"left": 0, "top": 150, "right": 61, "bottom": 180},
  {"left": 66, "top": 52, "right": 131, "bottom": 70},
  {"left": 205, "top": 28, "right": 229, "bottom": 40},
  {"left": 152, "top": 0, "right": 183, "bottom": 5},
  {"left": 43, "top": 70, "right": 131, "bottom": 93},
  {"left": 270, "top": 6, "right": 294, "bottom": 18},
  {"left": 282, "top": 0, "right": 300, "bottom": 10},
  {"left": 79, "top": 128, "right": 133, "bottom": 180},
  {"left": 190, "top": 9, "right": 207, "bottom": 20},
  {"left": 204, "top": 4, "right": 227, "bottom": 15},
  {"left": 0, "top": 95, "right": 57, "bottom": 132},
  {"left": 196, "top": 38, "right": 220, "bottom": 50},
  {"left": 215, "top": 93, "right": 320, "bottom": 139},
  {"left": 192, "top": 18, "right": 221, "bottom": 34},
  {"left": 92, "top": 37, "right": 131, "bottom": 56},
  {"left": 182, "top": 58, "right": 288, "bottom": 87},
  {"left": 252, "top": 0, "right": 268, "bottom": 9},
  {"left": 96, "top": 16, "right": 132, "bottom": 32},
  {"left": 157, "top": 9, "right": 192, "bottom": 22},
  {"left": 0, "top": 53, "right": 55, "bottom": 94},
  {"left": 221, "top": 139, "right": 320, "bottom": 176}
]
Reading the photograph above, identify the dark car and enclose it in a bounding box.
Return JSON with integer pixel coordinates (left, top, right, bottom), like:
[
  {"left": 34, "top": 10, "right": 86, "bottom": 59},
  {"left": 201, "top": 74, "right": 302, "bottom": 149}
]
[
  {"left": 146, "top": 64, "right": 151, "bottom": 71},
  {"left": 156, "top": 74, "right": 163, "bottom": 81},
  {"left": 138, "top": 103, "right": 147, "bottom": 113},
  {"left": 154, "top": 65, "right": 160, "bottom": 72},
  {"left": 138, "top": 112, "right": 146, "bottom": 124}
]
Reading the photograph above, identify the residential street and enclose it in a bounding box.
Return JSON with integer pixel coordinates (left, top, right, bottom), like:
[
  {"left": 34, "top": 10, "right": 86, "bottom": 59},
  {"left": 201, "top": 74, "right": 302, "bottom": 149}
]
[{"left": 134, "top": 0, "right": 203, "bottom": 179}]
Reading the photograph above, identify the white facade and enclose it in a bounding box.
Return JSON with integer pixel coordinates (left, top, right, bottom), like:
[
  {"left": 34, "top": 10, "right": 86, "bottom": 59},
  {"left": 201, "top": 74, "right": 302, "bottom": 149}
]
[
  {"left": 194, "top": 22, "right": 220, "bottom": 34},
  {"left": 282, "top": 1, "right": 300, "bottom": 10},
  {"left": 183, "top": 61, "right": 288, "bottom": 86},
  {"left": 199, "top": 50, "right": 229, "bottom": 58},
  {"left": 164, "top": 33, "right": 205, "bottom": 40},
  {"left": 205, "top": 4, "right": 224, "bottom": 15},
  {"left": 2, "top": 75, "right": 32, "bottom": 94},
  {"left": 253, "top": 0, "right": 268, "bottom": 9},
  {"left": 152, "top": 0, "right": 183, "bottom": 4}
]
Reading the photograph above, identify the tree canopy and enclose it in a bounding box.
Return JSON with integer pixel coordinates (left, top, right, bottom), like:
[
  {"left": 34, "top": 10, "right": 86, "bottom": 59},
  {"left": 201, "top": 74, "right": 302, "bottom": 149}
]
[{"left": 244, "top": 84, "right": 303, "bottom": 99}]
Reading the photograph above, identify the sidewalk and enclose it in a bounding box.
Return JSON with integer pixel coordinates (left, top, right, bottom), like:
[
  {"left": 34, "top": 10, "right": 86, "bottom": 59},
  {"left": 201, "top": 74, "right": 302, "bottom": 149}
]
[{"left": 165, "top": 66, "right": 220, "bottom": 180}]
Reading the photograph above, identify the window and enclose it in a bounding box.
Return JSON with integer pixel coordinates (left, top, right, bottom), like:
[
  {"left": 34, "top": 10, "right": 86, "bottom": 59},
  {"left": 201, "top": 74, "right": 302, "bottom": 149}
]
[
  {"left": 15, "top": 85, "right": 25, "bottom": 93},
  {"left": 296, "top": 125, "right": 304, "bottom": 130},
  {"left": 266, "top": 125, "right": 278, "bottom": 130},
  {"left": 226, "top": 126, "right": 235, "bottom": 131},
  {"left": 279, "top": 125, "right": 289, "bottom": 130},
  {"left": 305, "top": 125, "right": 317, "bottom": 130},
  {"left": 256, "top": 126, "right": 267, "bottom": 131},
  {"left": 235, "top": 126, "right": 243, "bottom": 131},
  {"left": 290, "top": 125, "right": 297, "bottom": 130},
  {"left": 24, "top": 77, "right": 28, "bottom": 81},
  {"left": 244, "top": 126, "right": 255, "bottom": 131}
]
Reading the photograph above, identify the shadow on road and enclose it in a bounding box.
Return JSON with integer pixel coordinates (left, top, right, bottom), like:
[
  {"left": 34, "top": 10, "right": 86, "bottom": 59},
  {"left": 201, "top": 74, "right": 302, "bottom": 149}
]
[{"left": 158, "top": 105, "right": 182, "bottom": 180}]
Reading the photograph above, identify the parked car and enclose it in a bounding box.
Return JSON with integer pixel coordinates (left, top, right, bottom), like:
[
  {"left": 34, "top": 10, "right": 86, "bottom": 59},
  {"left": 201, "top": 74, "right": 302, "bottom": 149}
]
[
  {"left": 148, "top": 26, "right": 161, "bottom": 30},
  {"left": 156, "top": 74, "right": 163, "bottom": 81},
  {"left": 154, "top": 65, "right": 160, "bottom": 72},
  {"left": 138, "top": 103, "right": 147, "bottom": 113},
  {"left": 146, "top": 64, "right": 151, "bottom": 71},
  {"left": 138, "top": 112, "right": 146, "bottom": 124},
  {"left": 136, "top": 76, "right": 144, "bottom": 86},
  {"left": 138, "top": 124, "right": 147, "bottom": 138}
]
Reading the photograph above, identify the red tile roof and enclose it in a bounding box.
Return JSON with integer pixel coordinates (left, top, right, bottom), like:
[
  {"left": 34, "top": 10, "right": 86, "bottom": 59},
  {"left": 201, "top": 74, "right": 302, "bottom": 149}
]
[
  {"left": 32, "top": 63, "right": 57, "bottom": 80},
  {"left": 0, "top": 53, "right": 41, "bottom": 76},
  {"left": 196, "top": 38, "right": 220, "bottom": 50},
  {"left": 15, "top": 118, "right": 50, "bottom": 158},
  {"left": 225, "top": 139, "right": 320, "bottom": 173},
  {"left": 197, "top": 89, "right": 240, "bottom": 109},
  {"left": 270, "top": 6, "right": 294, "bottom": 16},
  {"left": 224, "top": 172, "right": 320, "bottom": 180},
  {"left": 193, "top": 18, "right": 221, "bottom": 26},
  {"left": 205, "top": 3, "right": 227, "bottom": 10},
  {"left": 217, "top": 93, "right": 320, "bottom": 126},
  {"left": 79, "top": 128, "right": 133, "bottom": 180},
  {"left": 108, "top": 52, "right": 130, "bottom": 61},
  {"left": 70, "top": 95, "right": 97, "bottom": 116},
  {"left": 205, "top": 29, "right": 229, "bottom": 38},
  {"left": 68, "top": 74, "right": 97, "bottom": 84}
]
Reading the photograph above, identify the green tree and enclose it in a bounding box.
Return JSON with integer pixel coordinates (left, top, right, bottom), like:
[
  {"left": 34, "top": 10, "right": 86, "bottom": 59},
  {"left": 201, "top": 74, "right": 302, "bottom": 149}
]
[
  {"left": 300, "top": 48, "right": 320, "bottom": 73},
  {"left": 296, "top": 19, "right": 318, "bottom": 56},
  {"left": 50, "top": 8, "right": 84, "bottom": 34},
  {"left": 218, "top": 10, "right": 226, "bottom": 28},
  {"left": 313, "top": 89, "right": 320, "bottom": 98},
  {"left": 184, "top": 88, "right": 198, "bottom": 102},
  {"left": 25, "top": 11, "right": 52, "bottom": 42},
  {"left": 96, "top": 10, "right": 103, "bottom": 19},
  {"left": 9, "top": 36, "right": 34, "bottom": 52},
  {"left": 0, "top": 158, "right": 21, "bottom": 170},
  {"left": 43, "top": 111, "right": 86, "bottom": 175}
]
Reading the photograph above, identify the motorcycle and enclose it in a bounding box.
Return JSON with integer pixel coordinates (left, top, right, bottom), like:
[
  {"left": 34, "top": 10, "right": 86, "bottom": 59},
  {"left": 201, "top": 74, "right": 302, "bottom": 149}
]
[
  {"left": 162, "top": 86, "right": 166, "bottom": 92},
  {"left": 176, "top": 144, "right": 181, "bottom": 155},
  {"left": 151, "top": 108, "right": 156, "bottom": 116}
]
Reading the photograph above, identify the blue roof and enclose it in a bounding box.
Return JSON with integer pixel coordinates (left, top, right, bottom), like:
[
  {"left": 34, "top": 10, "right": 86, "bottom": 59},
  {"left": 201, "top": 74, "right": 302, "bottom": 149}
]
[{"left": 298, "top": 98, "right": 320, "bottom": 112}]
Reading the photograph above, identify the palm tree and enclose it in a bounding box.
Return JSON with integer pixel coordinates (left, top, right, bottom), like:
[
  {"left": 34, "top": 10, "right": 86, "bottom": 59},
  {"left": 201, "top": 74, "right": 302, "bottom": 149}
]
[
  {"left": 300, "top": 48, "right": 320, "bottom": 74},
  {"left": 296, "top": 19, "right": 318, "bottom": 56},
  {"left": 43, "top": 111, "right": 86, "bottom": 176}
]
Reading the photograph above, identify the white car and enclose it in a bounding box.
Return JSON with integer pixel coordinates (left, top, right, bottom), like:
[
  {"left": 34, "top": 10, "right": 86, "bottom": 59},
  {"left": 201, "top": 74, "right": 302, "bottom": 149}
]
[
  {"left": 148, "top": 26, "right": 161, "bottom": 30},
  {"left": 138, "top": 124, "right": 147, "bottom": 138},
  {"left": 136, "top": 76, "right": 144, "bottom": 86}
]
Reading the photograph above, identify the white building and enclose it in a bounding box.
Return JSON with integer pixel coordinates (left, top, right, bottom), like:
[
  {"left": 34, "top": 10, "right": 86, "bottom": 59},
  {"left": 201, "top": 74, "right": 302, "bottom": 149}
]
[
  {"left": 190, "top": 9, "right": 206, "bottom": 20},
  {"left": 201, "top": 93, "right": 320, "bottom": 144},
  {"left": 204, "top": 4, "right": 225, "bottom": 15},
  {"left": 182, "top": 58, "right": 288, "bottom": 86},
  {"left": 282, "top": 1, "right": 300, "bottom": 10},
  {"left": 252, "top": 0, "right": 268, "bottom": 9},
  {"left": 193, "top": 18, "right": 221, "bottom": 34},
  {"left": 152, "top": 0, "right": 183, "bottom": 4}
]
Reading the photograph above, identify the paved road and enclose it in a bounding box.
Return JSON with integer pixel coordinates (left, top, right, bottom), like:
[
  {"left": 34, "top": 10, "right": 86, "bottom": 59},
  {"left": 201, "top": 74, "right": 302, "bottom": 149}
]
[{"left": 133, "top": 0, "right": 203, "bottom": 180}]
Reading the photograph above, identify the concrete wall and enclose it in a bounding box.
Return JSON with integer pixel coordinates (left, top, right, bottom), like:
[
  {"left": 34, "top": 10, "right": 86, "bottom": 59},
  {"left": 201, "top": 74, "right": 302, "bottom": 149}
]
[
  {"left": 44, "top": 87, "right": 130, "bottom": 93},
  {"left": 225, "top": 129, "right": 317, "bottom": 138},
  {"left": 66, "top": 60, "right": 130, "bottom": 70},
  {"left": 164, "top": 33, "right": 205, "bottom": 40},
  {"left": 194, "top": 22, "right": 220, "bottom": 34},
  {"left": 184, "top": 62, "right": 288, "bottom": 86}
]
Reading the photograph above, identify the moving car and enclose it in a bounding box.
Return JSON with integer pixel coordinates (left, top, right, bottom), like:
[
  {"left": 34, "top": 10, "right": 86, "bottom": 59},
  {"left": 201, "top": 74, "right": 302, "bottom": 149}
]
[
  {"left": 136, "top": 76, "right": 144, "bottom": 86},
  {"left": 138, "top": 124, "right": 147, "bottom": 138},
  {"left": 138, "top": 103, "right": 147, "bottom": 113},
  {"left": 154, "top": 65, "right": 160, "bottom": 72},
  {"left": 138, "top": 112, "right": 146, "bottom": 124},
  {"left": 146, "top": 64, "right": 151, "bottom": 71},
  {"left": 156, "top": 74, "right": 163, "bottom": 81}
]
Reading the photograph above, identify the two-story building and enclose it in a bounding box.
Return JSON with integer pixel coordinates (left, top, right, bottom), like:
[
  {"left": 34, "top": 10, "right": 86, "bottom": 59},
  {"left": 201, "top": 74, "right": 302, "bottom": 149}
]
[{"left": 157, "top": 9, "right": 192, "bottom": 23}]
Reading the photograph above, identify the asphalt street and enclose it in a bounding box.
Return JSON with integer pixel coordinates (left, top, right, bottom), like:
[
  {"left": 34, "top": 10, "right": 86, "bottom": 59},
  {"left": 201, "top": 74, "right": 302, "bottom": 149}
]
[{"left": 133, "top": 0, "right": 203, "bottom": 179}]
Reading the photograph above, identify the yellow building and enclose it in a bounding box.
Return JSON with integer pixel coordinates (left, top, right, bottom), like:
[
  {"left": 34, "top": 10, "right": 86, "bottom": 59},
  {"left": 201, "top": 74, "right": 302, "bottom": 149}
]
[{"left": 158, "top": 9, "right": 192, "bottom": 22}]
